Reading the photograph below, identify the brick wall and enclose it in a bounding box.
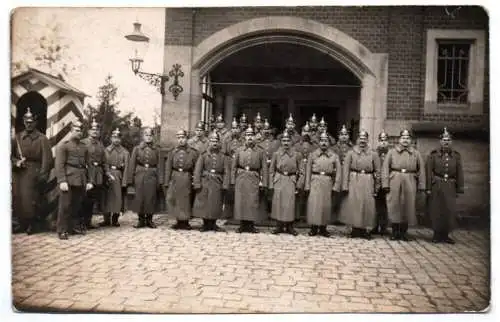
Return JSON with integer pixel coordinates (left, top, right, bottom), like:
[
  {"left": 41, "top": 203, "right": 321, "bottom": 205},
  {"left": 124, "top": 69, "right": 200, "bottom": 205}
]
[{"left": 164, "top": 5, "right": 489, "bottom": 125}]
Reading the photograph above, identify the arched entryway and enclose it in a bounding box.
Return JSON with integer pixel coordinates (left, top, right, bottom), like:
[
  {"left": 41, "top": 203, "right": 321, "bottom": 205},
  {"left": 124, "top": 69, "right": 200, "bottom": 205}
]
[
  {"left": 185, "top": 16, "right": 388, "bottom": 145},
  {"left": 15, "top": 91, "right": 48, "bottom": 134}
]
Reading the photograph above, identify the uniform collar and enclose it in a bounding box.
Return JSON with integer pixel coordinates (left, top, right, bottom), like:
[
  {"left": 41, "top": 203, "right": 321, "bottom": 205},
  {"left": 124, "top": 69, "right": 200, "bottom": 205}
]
[
  {"left": 440, "top": 147, "right": 452, "bottom": 156},
  {"left": 107, "top": 144, "right": 121, "bottom": 151},
  {"left": 278, "top": 147, "right": 293, "bottom": 157},
  {"left": 139, "top": 142, "right": 154, "bottom": 149},
  {"left": 318, "top": 148, "right": 330, "bottom": 157},
  {"left": 395, "top": 144, "right": 413, "bottom": 154},
  {"left": 21, "top": 130, "right": 40, "bottom": 140},
  {"left": 353, "top": 145, "right": 369, "bottom": 154}
]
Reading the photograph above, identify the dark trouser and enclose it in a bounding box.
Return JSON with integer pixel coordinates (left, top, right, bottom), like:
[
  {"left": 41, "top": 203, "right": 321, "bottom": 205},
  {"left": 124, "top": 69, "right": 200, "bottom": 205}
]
[
  {"left": 57, "top": 186, "right": 85, "bottom": 234},
  {"left": 81, "top": 185, "right": 103, "bottom": 227},
  {"left": 295, "top": 191, "right": 307, "bottom": 222},
  {"left": 374, "top": 190, "right": 388, "bottom": 231}
]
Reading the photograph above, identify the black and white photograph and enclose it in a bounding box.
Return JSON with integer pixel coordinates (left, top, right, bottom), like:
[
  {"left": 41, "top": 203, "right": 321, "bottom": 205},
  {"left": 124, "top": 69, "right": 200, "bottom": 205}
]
[{"left": 6, "top": 2, "right": 493, "bottom": 316}]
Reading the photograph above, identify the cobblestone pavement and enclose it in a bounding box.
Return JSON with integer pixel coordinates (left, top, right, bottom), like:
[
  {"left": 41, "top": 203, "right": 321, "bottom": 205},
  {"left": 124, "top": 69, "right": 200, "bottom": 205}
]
[{"left": 12, "top": 211, "right": 490, "bottom": 314}]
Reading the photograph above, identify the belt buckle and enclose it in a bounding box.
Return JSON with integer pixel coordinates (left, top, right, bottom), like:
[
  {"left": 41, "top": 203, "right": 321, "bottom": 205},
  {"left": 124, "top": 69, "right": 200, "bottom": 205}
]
[
  {"left": 178, "top": 168, "right": 183, "bottom": 172},
  {"left": 361, "top": 170, "right": 366, "bottom": 174},
  {"left": 283, "top": 171, "right": 289, "bottom": 175},
  {"left": 210, "top": 169, "right": 216, "bottom": 173},
  {"left": 111, "top": 165, "right": 117, "bottom": 170},
  {"left": 401, "top": 169, "right": 407, "bottom": 173},
  {"left": 444, "top": 174, "right": 449, "bottom": 179},
  {"left": 267, "top": 160, "right": 271, "bottom": 164},
  {"left": 320, "top": 171, "right": 325, "bottom": 175},
  {"left": 245, "top": 166, "right": 250, "bottom": 171},
  {"left": 144, "top": 164, "right": 149, "bottom": 168},
  {"left": 93, "top": 162, "right": 99, "bottom": 166}
]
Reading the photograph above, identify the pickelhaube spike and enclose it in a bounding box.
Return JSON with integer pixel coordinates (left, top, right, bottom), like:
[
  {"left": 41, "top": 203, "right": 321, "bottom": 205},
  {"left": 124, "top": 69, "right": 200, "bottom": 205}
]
[
  {"left": 176, "top": 129, "right": 187, "bottom": 137},
  {"left": 303, "top": 122, "right": 311, "bottom": 132},
  {"left": 209, "top": 129, "right": 220, "bottom": 141},
  {"left": 240, "top": 113, "right": 247, "bottom": 123},
  {"left": 195, "top": 121, "right": 205, "bottom": 130},
  {"left": 440, "top": 127, "right": 452, "bottom": 139},
  {"left": 262, "top": 119, "right": 271, "bottom": 131},
  {"left": 286, "top": 113, "right": 294, "bottom": 124},
  {"left": 338, "top": 124, "right": 348, "bottom": 135},
  {"left": 319, "top": 131, "right": 329, "bottom": 140},
  {"left": 359, "top": 129, "right": 369, "bottom": 138},
  {"left": 400, "top": 129, "right": 411, "bottom": 137},
  {"left": 281, "top": 131, "right": 291, "bottom": 139},
  {"left": 245, "top": 124, "right": 254, "bottom": 135},
  {"left": 216, "top": 114, "right": 224, "bottom": 123},
  {"left": 255, "top": 112, "right": 262, "bottom": 122},
  {"left": 23, "top": 107, "right": 34, "bottom": 121},
  {"left": 310, "top": 114, "right": 317, "bottom": 123},
  {"left": 231, "top": 117, "right": 238, "bottom": 129},
  {"left": 111, "top": 128, "right": 121, "bottom": 137},
  {"left": 378, "top": 129, "right": 388, "bottom": 140},
  {"left": 319, "top": 117, "right": 327, "bottom": 127}
]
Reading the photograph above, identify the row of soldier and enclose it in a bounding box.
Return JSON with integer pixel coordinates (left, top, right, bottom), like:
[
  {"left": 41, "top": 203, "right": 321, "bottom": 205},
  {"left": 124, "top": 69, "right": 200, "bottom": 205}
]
[{"left": 12, "top": 109, "right": 464, "bottom": 244}]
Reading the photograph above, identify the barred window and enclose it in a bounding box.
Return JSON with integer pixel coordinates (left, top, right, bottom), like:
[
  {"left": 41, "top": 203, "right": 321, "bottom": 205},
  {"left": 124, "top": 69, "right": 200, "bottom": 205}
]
[{"left": 437, "top": 41, "right": 472, "bottom": 104}]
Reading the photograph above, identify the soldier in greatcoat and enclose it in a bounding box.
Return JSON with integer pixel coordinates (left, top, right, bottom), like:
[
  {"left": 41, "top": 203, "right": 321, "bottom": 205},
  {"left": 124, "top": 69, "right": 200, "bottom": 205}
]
[
  {"left": 305, "top": 132, "right": 342, "bottom": 237},
  {"left": 164, "top": 130, "right": 199, "bottom": 230},
  {"left": 193, "top": 130, "right": 230, "bottom": 232},
  {"left": 370, "top": 129, "right": 391, "bottom": 236},
  {"left": 239, "top": 114, "right": 248, "bottom": 133},
  {"left": 309, "top": 114, "right": 319, "bottom": 145},
  {"left": 254, "top": 112, "right": 264, "bottom": 143},
  {"left": 382, "top": 129, "right": 426, "bottom": 241},
  {"left": 55, "top": 121, "right": 94, "bottom": 240},
  {"left": 425, "top": 128, "right": 464, "bottom": 244},
  {"left": 188, "top": 121, "right": 208, "bottom": 154},
  {"left": 333, "top": 124, "right": 353, "bottom": 224},
  {"left": 269, "top": 131, "right": 303, "bottom": 236},
  {"left": 221, "top": 118, "right": 242, "bottom": 219},
  {"left": 80, "top": 119, "right": 106, "bottom": 231},
  {"left": 293, "top": 122, "right": 317, "bottom": 222},
  {"left": 340, "top": 130, "right": 381, "bottom": 239},
  {"left": 100, "top": 128, "right": 129, "bottom": 227},
  {"left": 317, "top": 117, "right": 336, "bottom": 146},
  {"left": 11, "top": 108, "right": 52, "bottom": 234},
  {"left": 231, "top": 125, "right": 268, "bottom": 233},
  {"left": 215, "top": 114, "right": 230, "bottom": 142},
  {"left": 127, "top": 127, "right": 163, "bottom": 229},
  {"left": 278, "top": 114, "right": 301, "bottom": 145},
  {"left": 257, "top": 119, "right": 280, "bottom": 217}
]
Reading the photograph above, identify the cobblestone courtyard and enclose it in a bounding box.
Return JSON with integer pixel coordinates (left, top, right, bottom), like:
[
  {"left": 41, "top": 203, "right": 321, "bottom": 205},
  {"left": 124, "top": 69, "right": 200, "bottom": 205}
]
[{"left": 12, "top": 211, "right": 490, "bottom": 314}]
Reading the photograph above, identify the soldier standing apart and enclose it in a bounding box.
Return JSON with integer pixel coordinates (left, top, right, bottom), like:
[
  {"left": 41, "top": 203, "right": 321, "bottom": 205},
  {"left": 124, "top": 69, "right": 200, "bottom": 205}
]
[
  {"left": 221, "top": 118, "right": 242, "bottom": 219},
  {"left": 11, "top": 108, "right": 52, "bottom": 234},
  {"left": 128, "top": 128, "right": 163, "bottom": 229},
  {"left": 371, "top": 130, "right": 391, "bottom": 236},
  {"left": 188, "top": 121, "right": 208, "bottom": 154},
  {"left": 305, "top": 132, "right": 342, "bottom": 237},
  {"left": 193, "top": 130, "right": 230, "bottom": 232},
  {"left": 81, "top": 119, "right": 106, "bottom": 231},
  {"left": 382, "top": 129, "right": 426, "bottom": 241},
  {"left": 294, "top": 122, "right": 317, "bottom": 222},
  {"left": 55, "top": 121, "right": 94, "bottom": 240},
  {"left": 164, "top": 130, "right": 199, "bottom": 230},
  {"left": 101, "top": 128, "right": 129, "bottom": 227},
  {"left": 231, "top": 125, "right": 268, "bottom": 233},
  {"left": 269, "top": 132, "right": 302, "bottom": 235},
  {"left": 425, "top": 128, "right": 464, "bottom": 244},
  {"left": 340, "top": 130, "right": 381, "bottom": 239}
]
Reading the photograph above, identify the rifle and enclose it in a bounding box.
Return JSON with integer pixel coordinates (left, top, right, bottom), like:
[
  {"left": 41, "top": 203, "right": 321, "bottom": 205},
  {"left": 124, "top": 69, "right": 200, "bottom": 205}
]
[{"left": 14, "top": 135, "right": 26, "bottom": 168}]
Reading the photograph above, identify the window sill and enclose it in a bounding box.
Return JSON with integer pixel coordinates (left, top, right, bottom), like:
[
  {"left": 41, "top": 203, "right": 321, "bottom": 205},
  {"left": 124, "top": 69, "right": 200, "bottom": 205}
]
[{"left": 424, "top": 101, "right": 483, "bottom": 115}]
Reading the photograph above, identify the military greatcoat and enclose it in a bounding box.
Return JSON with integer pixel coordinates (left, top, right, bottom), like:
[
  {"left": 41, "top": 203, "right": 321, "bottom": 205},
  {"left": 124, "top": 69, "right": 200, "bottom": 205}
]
[
  {"left": 127, "top": 142, "right": 163, "bottom": 214},
  {"left": 425, "top": 148, "right": 464, "bottom": 233},
  {"left": 11, "top": 129, "right": 52, "bottom": 221},
  {"left": 381, "top": 145, "right": 426, "bottom": 226},
  {"left": 193, "top": 148, "right": 230, "bottom": 219},
  {"left": 164, "top": 145, "right": 199, "bottom": 220},
  {"left": 231, "top": 144, "right": 268, "bottom": 221},
  {"left": 305, "top": 148, "right": 342, "bottom": 226},
  {"left": 269, "top": 147, "right": 302, "bottom": 222},
  {"left": 339, "top": 146, "right": 381, "bottom": 228},
  {"left": 103, "top": 144, "right": 129, "bottom": 213}
]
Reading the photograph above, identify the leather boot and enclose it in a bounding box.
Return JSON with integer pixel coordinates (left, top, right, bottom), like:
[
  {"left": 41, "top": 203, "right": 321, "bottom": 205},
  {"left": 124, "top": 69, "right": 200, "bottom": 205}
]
[
  {"left": 285, "top": 222, "right": 298, "bottom": 236},
  {"left": 99, "top": 213, "right": 111, "bottom": 227},
  {"left": 272, "top": 221, "right": 285, "bottom": 234},
  {"left": 183, "top": 220, "right": 193, "bottom": 230},
  {"left": 399, "top": 223, "right": 413, "bottom": 241},
  {"left": 362, "top": 228, "right": 372, "bottom": 240},
  {"left": 350, "top": 227, "right": 361, "bottom": 238},
  {"left": 212, "top": 220, "right": 226, "bottom": 232},
  {"left": 111, "top": 213, "right": 120, "bottom": 227},
  {"left": 319, "top": 225, "right": 331, "bottom": 238},
  {"left": 248, "top": 221, "right": 259, "bottom": 233},
  {"left": 134, "top": 214, "right": 146, "bottom": 228},
  {"left": 146, "top": 214, "right": 157, "bottom": 228},
  {"left": 200, "top": 219, "right": 212, "bottom": 232},
  {"left": 308, "top": 225, "right": 318, "bottom": 236},
  {"left": 390, "top": 224, "right": 400, "bottom": 241}
]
